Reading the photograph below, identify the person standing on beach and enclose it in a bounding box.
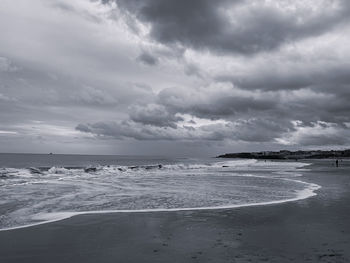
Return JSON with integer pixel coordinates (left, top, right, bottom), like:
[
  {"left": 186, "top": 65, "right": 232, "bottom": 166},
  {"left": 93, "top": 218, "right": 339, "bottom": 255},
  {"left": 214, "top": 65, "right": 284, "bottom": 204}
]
[{"left": 336, "top": 159, "right": 339, "bottom": 167}]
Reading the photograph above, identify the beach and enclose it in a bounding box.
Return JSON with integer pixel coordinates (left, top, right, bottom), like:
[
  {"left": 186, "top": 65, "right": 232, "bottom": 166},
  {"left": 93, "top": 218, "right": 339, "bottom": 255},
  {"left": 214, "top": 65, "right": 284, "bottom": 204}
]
[{"left": 0, "top": 159, "right": 349, "bottom": 262}]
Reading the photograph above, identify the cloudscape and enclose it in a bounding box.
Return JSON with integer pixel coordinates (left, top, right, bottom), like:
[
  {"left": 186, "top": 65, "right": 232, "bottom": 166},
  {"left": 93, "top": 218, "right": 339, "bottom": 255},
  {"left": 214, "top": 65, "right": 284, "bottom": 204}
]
[{"left": 1, "top": 0, "right": 350, "bottom": 156}]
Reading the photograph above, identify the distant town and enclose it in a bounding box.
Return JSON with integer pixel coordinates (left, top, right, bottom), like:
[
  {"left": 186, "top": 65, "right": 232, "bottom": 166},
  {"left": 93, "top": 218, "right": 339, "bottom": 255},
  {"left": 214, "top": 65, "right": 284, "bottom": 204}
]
[{"left": 217, "top": 149, "right": 350, "bottom": 159}]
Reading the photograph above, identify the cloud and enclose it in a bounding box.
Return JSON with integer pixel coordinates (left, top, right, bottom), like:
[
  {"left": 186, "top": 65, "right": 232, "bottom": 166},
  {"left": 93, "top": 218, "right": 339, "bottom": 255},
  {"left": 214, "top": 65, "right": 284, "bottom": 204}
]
[
  {"left": 129, "top": 104, "right": 183, "bottom": 128},
  {"left": 137, "top": 51, "right": 158, "bottom": 65},
  {"left": 76, "top": 115, "right": 296, "bottom": 143},
  {"left": 77, "top": 116, "right": 350, "bottom": 147},
  {"left": 76, "top": 77, "right": 350, "bottom": 146},
  {"left": 156, "top": 84, "right": 278, "bottom": 119},
  {"left": 114, "top": 0, "right": 350, "bottom": 55},
  {"left": 277, "top": 121, "right": 350, "bottom": 146},
  {"left": 216, "top": 58, "right": 350, "bottom": 92},
  {"left": 1, "top": 0, "right": 350, "bottom": 154}
]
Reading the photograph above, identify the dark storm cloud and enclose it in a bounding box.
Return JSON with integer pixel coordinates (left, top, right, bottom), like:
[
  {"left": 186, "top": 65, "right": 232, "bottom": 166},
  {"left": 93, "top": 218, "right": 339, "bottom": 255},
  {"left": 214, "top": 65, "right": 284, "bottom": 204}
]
[
  {"left": 76, "top": 81, "right": 350, "bottom": 145},
  {"left": 113, "top": 0, "right": 350, "bottom": 55},
  {"left": 76, "top": 83, "right": 297, "bottom": 143}
]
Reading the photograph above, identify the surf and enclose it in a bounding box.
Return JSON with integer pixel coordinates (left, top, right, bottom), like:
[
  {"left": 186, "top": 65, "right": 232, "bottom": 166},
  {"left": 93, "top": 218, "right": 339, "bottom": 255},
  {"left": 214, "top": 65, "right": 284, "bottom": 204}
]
[{"left": 0, "top": 159, "right": 320, "bottom": 231}]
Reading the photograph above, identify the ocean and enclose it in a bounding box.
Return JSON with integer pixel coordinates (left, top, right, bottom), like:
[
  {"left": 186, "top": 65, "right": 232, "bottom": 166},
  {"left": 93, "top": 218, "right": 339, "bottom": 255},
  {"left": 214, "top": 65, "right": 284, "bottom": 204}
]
[{"left": 0, "top": 153, "right": 320, "bottom": 231}]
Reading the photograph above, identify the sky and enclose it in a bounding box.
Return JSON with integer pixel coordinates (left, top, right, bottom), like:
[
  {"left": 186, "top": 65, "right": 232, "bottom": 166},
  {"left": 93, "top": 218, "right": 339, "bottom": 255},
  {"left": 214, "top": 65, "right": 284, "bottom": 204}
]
[{"left": 0, "top": 0, "right": 350, "bottom": 156}]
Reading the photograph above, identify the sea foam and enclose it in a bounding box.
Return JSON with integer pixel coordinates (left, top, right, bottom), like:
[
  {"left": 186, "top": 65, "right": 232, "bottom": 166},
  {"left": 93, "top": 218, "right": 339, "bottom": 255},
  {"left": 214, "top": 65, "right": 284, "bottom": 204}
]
[{"left": 0, "top": 159, "right": 319, "bottom": 231}]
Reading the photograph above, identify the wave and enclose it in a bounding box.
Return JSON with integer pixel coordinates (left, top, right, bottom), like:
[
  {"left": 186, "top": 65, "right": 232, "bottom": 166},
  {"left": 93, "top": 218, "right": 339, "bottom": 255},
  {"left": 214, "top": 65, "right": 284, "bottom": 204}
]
[
  {"left": 0, "top": 159, "right": 319, "bottom": 231},
  {"left": 0, "top": 158, "right": 311, "bottom": 178},
  {"left": 18, "top": 159, "right": 297, "bottom": 175}
]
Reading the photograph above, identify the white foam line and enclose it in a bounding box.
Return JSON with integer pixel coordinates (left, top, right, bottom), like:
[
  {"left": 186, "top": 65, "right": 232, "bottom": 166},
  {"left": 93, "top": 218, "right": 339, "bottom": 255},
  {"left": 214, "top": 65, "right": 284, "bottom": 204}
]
[{"left": 0, "top": 180, "right": 321, "bottom": 232}]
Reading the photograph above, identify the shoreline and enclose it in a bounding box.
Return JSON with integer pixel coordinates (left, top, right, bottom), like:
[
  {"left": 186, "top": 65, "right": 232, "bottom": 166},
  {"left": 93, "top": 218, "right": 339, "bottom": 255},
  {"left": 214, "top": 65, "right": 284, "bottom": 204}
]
[{"left": 1, "top": 160, "right": 349, "bottom": 262}]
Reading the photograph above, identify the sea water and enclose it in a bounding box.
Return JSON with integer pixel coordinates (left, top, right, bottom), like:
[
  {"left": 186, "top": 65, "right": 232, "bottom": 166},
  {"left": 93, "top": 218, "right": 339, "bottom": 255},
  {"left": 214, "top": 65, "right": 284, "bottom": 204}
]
[{"left": 0, "top": 153, "right": 320, "bottom": 230}]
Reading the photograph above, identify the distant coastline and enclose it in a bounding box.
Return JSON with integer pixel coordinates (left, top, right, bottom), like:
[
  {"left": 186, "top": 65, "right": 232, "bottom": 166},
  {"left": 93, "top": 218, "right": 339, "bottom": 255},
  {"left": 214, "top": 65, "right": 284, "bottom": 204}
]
[{"left": 217, "top": 149, "right": 350, "bottom": 159}]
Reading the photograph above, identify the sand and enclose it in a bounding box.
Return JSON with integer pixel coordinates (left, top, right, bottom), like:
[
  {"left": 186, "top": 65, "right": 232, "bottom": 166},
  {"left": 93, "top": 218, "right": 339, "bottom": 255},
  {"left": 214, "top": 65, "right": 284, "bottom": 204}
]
[{"left": 0, "top": 160, "right": 349, "bottom": 263}]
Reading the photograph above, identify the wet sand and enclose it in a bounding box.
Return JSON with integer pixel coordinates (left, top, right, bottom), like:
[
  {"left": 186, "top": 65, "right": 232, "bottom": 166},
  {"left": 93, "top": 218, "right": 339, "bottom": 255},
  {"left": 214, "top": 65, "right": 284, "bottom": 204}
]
[{"left": 0, "top": 160, "right": 349, "bottom": 262}]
